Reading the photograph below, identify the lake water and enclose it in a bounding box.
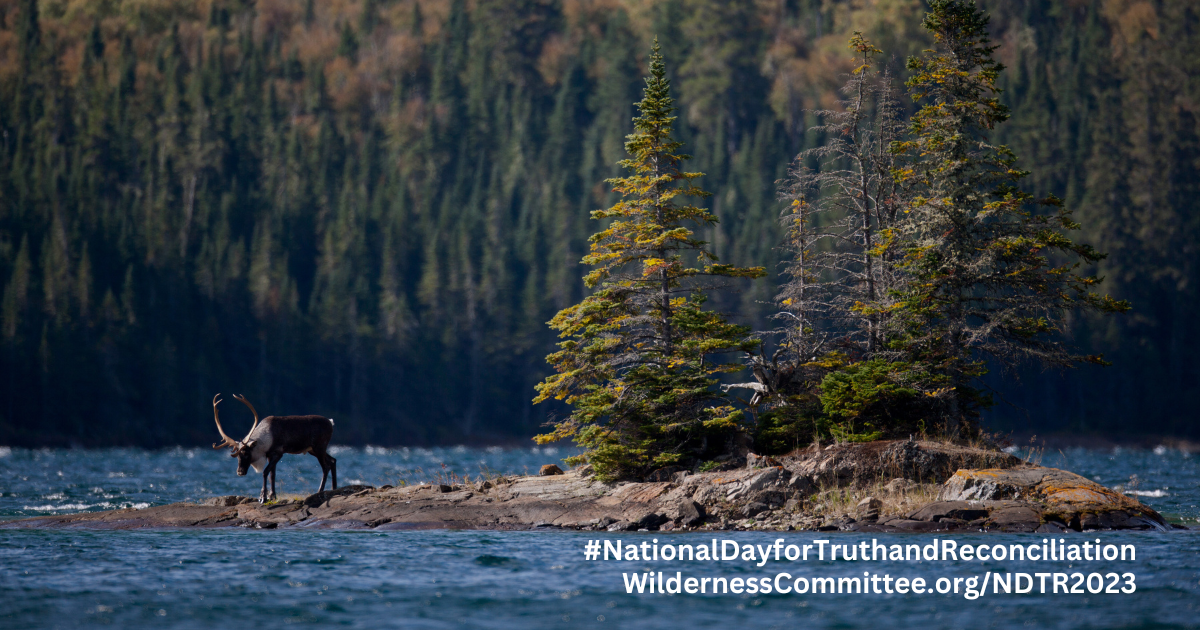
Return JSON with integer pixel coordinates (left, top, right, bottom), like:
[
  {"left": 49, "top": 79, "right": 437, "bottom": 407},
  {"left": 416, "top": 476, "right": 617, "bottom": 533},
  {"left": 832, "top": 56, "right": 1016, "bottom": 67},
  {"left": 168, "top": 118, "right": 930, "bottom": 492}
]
[{"left": 1, "top": 445, "right": 1198, "bottom": 629}]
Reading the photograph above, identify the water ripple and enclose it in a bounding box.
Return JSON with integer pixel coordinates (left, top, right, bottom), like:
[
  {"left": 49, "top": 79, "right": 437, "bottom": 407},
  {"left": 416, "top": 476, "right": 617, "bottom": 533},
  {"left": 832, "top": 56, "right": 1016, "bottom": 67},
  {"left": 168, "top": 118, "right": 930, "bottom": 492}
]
[{"left": 0, "top": 447, "right": 1197, "bottom": 629}]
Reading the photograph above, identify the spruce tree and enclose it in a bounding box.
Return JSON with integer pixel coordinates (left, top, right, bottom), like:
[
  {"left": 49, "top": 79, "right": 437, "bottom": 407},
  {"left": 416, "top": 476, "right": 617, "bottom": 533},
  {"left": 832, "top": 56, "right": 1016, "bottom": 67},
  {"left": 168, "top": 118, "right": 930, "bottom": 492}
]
[
  {"left": 891, "top": 0, "right": 1129, "bottom": 431},
  {"left": 746, "top": 34, "right": 918, "bottom": 450},
  {"left": 534, "top": 41, "right": 764, "bottom": 481},
  {"left": 775, "top": 34, "right": 907, "bottom": 357}
]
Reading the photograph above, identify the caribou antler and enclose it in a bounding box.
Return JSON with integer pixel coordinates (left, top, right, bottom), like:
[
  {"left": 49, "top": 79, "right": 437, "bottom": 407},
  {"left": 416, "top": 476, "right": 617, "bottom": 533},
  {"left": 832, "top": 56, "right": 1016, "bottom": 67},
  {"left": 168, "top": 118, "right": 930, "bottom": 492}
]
[
  {"left": 212, "top": 394, "right": 239, "bottom": 449},
  {"left": 232, "top": 394, "right": 260, "bottom": 440}
]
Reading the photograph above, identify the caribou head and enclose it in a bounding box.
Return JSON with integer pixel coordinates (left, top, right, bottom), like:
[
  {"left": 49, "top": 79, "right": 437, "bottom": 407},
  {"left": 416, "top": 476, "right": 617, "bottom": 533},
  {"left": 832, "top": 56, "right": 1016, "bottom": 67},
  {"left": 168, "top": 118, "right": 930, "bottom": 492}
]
[{"left": 212, "top": 393, "right": 263, "bottom": 476}]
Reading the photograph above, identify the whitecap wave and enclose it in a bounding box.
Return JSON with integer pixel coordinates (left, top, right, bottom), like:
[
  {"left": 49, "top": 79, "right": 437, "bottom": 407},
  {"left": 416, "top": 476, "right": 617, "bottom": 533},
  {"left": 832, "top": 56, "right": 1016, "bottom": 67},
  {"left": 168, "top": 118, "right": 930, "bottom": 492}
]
[
  {"left": 24, "top": 502, "right": 112, "bottom": 511},
  {"left": 23, "top": 501, "right": 151, "bottom": 512},
  {"left": 0, "top": 446, "right": 11, "bottom": 457},
  {"left": 1126, "top": 489, "right": 1169, "bottom": 498}
]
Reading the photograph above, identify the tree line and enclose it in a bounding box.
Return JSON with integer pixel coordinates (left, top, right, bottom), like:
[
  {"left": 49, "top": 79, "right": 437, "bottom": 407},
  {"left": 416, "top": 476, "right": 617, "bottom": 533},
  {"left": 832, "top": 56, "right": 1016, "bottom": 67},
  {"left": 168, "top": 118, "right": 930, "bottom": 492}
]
[{"left": 0, "top": 0, "right": 1194, "bottom": 447}]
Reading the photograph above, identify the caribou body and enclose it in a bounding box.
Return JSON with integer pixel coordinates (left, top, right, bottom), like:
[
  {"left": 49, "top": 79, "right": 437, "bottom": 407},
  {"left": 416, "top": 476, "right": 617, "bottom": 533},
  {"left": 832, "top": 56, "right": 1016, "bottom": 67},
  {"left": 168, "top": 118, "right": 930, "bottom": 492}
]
[{"left": 212, "top": 394, "right": 337, "bottom": 503}]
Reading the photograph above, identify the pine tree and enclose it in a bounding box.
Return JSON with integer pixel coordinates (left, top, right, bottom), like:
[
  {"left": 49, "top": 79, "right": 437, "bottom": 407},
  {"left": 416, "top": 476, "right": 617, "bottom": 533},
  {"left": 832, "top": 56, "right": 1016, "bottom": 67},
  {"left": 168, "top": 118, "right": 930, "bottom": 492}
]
[
  {"left": 891, "top": 0, "right": 1129, "bottom": 431},
  {"left": 534, "top": 41, "right": 765, "bottom": 480}
]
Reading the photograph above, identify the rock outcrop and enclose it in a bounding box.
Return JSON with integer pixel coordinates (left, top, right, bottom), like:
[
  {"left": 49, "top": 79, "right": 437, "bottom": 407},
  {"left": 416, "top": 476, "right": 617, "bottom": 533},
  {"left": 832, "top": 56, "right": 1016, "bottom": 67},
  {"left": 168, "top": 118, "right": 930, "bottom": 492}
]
[
  {"left": 786, "top": 438, "right": 1023, "bottom": 486},
  {"left": 0, "top": 440, "right": 1177, "bottom": 533},
  {"left": 926, "top": 467, "right": 1169, "bottom": 531}
]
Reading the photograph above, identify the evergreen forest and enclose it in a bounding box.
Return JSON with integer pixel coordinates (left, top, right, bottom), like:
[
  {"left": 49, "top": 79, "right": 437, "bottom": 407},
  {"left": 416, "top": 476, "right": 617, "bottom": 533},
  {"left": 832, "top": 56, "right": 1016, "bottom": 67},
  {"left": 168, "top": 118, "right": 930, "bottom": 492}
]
[{"left": 1, "top": 0, "right": 1197, "bottom": 447}]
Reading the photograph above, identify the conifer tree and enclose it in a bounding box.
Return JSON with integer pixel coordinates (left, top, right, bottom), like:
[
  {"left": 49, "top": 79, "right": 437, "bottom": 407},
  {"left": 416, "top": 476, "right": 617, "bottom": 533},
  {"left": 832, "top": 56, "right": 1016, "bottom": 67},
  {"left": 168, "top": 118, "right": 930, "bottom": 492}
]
[
  {"left": 747, "top": 34, "right": 917, "bottom": 449},
  {"left": 891, "top": 0, "right": 1129, "bottom": 430},
  {"left": 534, "top": 41, "right": 764, "bottom": 480},
  {"left": 775, "top": 34, "right": 906, "bottom": 358}
]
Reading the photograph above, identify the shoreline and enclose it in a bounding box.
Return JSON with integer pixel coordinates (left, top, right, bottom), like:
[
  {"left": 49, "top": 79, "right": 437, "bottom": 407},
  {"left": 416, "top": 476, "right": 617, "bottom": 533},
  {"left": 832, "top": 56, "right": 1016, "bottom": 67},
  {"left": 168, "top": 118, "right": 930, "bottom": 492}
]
[
  {"left": 4, "top": 434, "right": 1199, "bottom": 453},
  {"left": 1, "top": 440, "right": 1179, "bottom": 533}
]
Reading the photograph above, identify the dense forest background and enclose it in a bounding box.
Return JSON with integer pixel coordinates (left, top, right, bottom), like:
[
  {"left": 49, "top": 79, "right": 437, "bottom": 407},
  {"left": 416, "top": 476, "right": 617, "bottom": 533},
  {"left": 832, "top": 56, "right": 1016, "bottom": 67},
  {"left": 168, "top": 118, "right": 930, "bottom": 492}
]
[{"left": 0, "top": 0, "right": 1196, "bottom": 447}]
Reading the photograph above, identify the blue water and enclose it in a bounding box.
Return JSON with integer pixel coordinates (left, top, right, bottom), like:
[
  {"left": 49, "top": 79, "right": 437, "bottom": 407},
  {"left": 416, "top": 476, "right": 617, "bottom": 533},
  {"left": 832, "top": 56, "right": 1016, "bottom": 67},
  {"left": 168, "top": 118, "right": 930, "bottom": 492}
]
[{"left": 1, "top": 446, "right": 1198, "bottom": 629}]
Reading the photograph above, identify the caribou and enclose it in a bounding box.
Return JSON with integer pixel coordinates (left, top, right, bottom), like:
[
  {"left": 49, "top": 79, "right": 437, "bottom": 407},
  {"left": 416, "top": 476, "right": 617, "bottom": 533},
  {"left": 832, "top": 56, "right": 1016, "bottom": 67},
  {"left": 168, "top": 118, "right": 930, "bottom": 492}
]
[{"left": 212, "top": 394, "right": 337, "bottom": 503}]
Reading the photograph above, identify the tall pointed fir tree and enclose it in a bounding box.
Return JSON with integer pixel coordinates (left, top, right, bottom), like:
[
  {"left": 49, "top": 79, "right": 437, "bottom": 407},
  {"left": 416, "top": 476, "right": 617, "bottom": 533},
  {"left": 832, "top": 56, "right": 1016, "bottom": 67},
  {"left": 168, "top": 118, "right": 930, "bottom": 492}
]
[
  {"left": 891, "top": 0, "right": 1129, "bottom": 433},
  {"left": 534, "top": 40, "right": 765, "bottom": 481}
]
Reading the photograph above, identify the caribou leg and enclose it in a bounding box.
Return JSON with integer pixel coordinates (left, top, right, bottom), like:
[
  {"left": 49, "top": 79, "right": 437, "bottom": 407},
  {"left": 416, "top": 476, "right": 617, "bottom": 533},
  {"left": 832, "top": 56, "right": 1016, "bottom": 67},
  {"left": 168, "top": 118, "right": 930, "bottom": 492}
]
[
  {"left": 262, "top": 454, "right": 283, "bottom": 502},
  {"left": 311, "top": 450, "right": 330, "bottom": 493},
  {"left": 259, "top": 465, "right": 270, "bottom": 503},
  {"left": 269, "top": 455, "right": 282, "bottom": 501}
]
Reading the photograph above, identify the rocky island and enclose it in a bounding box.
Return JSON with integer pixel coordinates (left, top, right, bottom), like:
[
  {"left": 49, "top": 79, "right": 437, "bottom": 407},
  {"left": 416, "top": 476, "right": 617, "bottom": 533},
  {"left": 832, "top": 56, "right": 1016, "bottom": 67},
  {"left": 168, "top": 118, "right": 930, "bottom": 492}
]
[{"left": 1, "top": 439, "right": 1175, "bottom": 533}]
